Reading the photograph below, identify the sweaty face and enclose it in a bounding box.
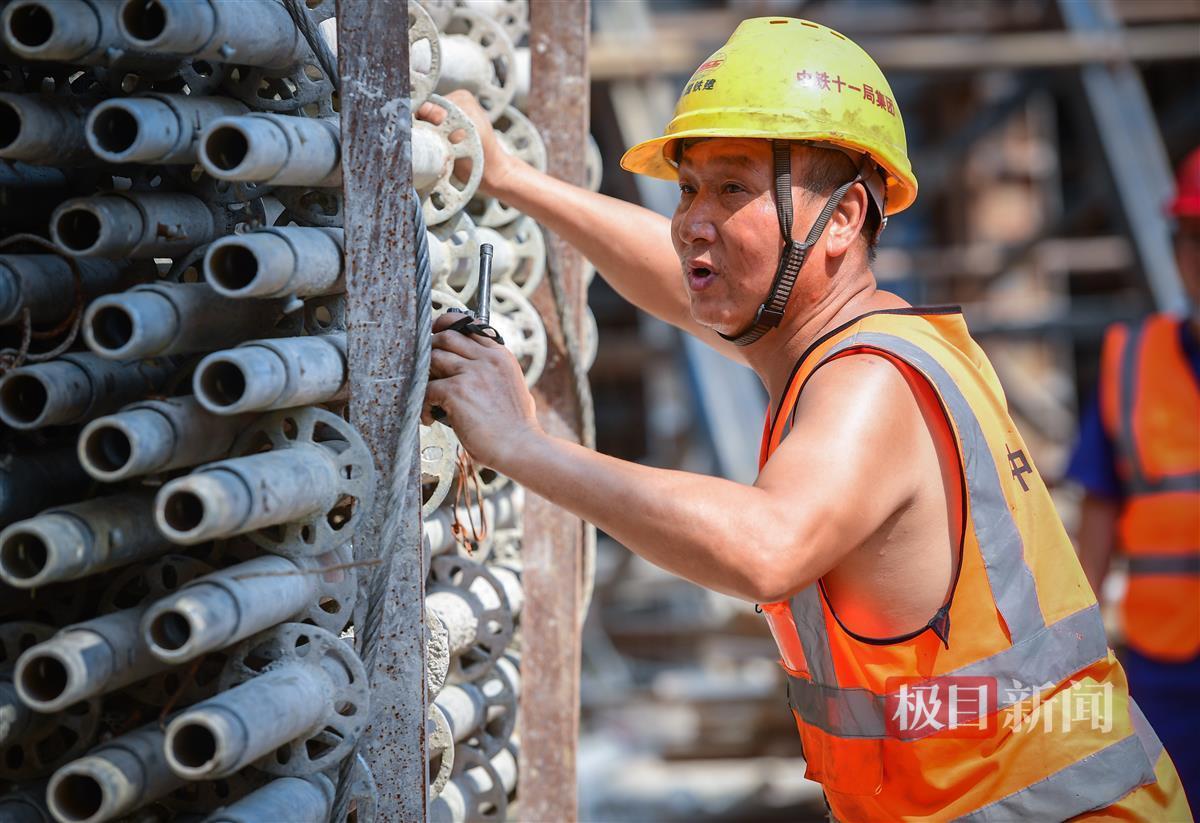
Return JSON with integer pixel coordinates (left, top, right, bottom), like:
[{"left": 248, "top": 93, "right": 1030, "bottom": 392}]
[{"left": 671, "top": 139, "right": 785, "bottom": 334}]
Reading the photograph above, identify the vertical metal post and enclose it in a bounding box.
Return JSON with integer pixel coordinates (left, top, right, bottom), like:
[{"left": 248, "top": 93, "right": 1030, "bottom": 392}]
[
  {"left": 337, "top": 3, "right": 428, "bottom": 820},
  {"left": 521, "top": 0, "right": 590, "bottom": 819}
]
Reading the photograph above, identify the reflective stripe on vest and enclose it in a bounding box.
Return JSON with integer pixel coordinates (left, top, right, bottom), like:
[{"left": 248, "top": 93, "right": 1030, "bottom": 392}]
[
  {"left": 767, "top": 322, "right": 1163, "bottom": 817},
  {"left": 784, "top": 603, "right": 1107, "bottom": 739},
  {"left": 1127, "top": 554, "right": 1200, "bottom": 575}
]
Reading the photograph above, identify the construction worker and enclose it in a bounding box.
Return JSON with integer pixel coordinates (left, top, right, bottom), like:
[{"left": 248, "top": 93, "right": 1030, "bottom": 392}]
[
  {"left": 423, "top": 18, "right": 1192, "bottom": 819},
  {"left": 1067, "top": 146, "right": 1200, "bottom": 806}
]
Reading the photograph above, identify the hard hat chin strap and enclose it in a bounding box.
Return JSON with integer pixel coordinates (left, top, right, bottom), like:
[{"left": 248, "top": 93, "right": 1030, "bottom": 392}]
[{"left": 718, "top": 141, "right": 868, "bottom": 347}]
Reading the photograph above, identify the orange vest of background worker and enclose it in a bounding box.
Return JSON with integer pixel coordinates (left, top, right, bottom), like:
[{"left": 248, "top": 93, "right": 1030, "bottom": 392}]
[
  {"left": 1069, "top": 146, "right": 1200, "bottom": 807},
  {"left": 757, "top": 309, "right": 1190, "bottom": 820},
  {"left": 1099, "top": 313, "right": 1200, "bottom": 661}
]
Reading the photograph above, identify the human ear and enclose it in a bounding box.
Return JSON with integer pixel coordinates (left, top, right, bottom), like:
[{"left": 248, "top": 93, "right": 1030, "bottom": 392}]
[{"left": 824, "top": 181, "right": 868, "bottom": 259}]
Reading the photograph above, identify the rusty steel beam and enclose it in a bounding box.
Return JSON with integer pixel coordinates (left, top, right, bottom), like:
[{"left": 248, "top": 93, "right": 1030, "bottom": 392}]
[
  {"left": 336, "top": 1, "right": 428, "bottom": 820},
  {"left": 521, "top": 1, "right": 590, "bottom": 820}
]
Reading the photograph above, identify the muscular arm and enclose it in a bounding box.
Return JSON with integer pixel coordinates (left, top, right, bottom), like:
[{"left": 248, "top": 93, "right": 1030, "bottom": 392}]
[
  {"left": 429, "top": 331, "right": 923, "bottom": 602},
  {"left": 429, "top": 91, "right": 747, "bottom": 363},
  {"left": 1076, "top": 493, "right": 1120, "bottom": 600}
]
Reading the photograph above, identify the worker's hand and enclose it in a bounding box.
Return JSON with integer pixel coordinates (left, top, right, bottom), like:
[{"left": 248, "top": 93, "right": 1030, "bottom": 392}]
[
  {"left": 424, "top": 312, "right": 542, "bottom": 470},
  {"left": 414, "top": 90, "right": 518, "bottom": 197}
]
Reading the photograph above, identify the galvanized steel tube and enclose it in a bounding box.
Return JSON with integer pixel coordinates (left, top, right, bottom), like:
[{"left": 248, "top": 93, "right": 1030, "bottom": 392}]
[
  {"left": 51, "top": 193, "right": 215, "bottom": 258},
  {"left": 47, "top": 722, "right": 182, "bottom": 823},
  {"left": 204, "top": 227, "right": 344, "bottom": 299},
  {"left": 117, "top": 0, "right": 307, "bottom": 70},
  {"left": 192, "top": 335, "right": 347, "bottom": 415},
  {"left": 0, "top": 447, "right": 91, "bottom": 529},
  {"left": 0, "top": 678, "right": 36, "bottom": 747},
  {"left": 164, "top": 663, "right": 332, "bottom": 779},
  {"left": 412, "top": 123, "right": 451, "bottom": 192},
  {"left": 78, "top": 395, "right": 253, "bottom": 483},
  {"left": 0, "top": 92, "right": 92, "bottom": 165},
  {"left": 83, "top": 282, "right": 282, "bottom": 359},
  {"left": 1, "top": 0, "right": 115, "bottom": 64},
  {"left": 0, "top": 256, "right": 147, "bottom": 328},
  {"left": 86, "top": 93, "right": 247, "bottom": 165},
  {"left": 142, "top": 554, "right": 329, "bottom": 663},
  {"left": 0, "top": 353, "right": 172, "bottom": 430},
  {"left": 14, "top": 607, "right": 160, "bottom": 713},
  {"left": 199, "top": 114, "right": 341, "bottom": 187},
  {"left": 0, "top": 491, "right": 162, "bottom": 589},
  {"left": 206, "top": 774, "right": 334, "bottom": 823},
  {"left": 154, "top": 446, "right": 341, "bottom": 545}
]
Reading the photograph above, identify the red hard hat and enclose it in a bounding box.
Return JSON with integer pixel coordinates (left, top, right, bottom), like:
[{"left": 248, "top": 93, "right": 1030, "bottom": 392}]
[{"left": 1168, "top": 147, "right": 1200, "bottom": 217}]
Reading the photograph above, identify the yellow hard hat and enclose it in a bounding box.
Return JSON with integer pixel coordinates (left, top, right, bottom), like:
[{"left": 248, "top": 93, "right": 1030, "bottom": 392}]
[{"left": 620, "top": 16, "right": 918, "bottom": 216}]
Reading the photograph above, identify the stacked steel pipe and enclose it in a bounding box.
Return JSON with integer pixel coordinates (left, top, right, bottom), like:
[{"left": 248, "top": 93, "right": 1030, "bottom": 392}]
[{"left": 0, "top": 0, "right": 598, "bottom": 819}]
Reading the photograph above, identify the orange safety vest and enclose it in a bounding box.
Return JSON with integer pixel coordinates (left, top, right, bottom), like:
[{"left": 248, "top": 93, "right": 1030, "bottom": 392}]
[
  {"left": 757, "top": 308, "right": 1190, "bottom": 821},
  {"left": 1099, "top": 313, "right": 1200, "bottom": 662}
]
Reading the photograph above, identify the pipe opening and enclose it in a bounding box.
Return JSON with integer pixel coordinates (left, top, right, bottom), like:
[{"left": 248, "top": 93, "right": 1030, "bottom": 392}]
[
  {"left": 52, "top": 772, "right": 104, "bottom": 822},
  {"left": 171, "top": 721, "right": 218, "bottom": 769},
  {"left": 120, "top": 0, "right": 166, "bottom": 43},
  {"left": 90, "top": 106, "right": 139, "bottom": 155},
  {"left": 19, "top": 653, "right": 68, "bottom": 703},
  {"left": 0, "top": 374, "right": 48, "bottom": 424},
  {"left": 0, "top": 531, "right": 48, "bottom": 580},
  {"left": 0, "top": 100, "right": 21, "bottom": 149},
  {"left": 54, "top": 208, "right": 102, "bottom": 253},
  {"left": 198, "top": 360, "right": 246, "bottom": 407},
  {"left": 207, "top": 243, "right": 259, "bottom": 291},
  {"left": 203, "top": 126, "right": 249, "bottom": 171},
  {"left": 149, "top": 610, "right": 191, "bottom": 652},
  {"left": 82, "top": 425, "right": 132, "bottom": 473},
  {"left": 162, "top": 490, "right": 205, "bottom": 533},
  {"left": 7, "top": 5, "right": 53, "bottom": 48},
  {"left": 88, "top": 305, "right": 134, "bottom": 351}
]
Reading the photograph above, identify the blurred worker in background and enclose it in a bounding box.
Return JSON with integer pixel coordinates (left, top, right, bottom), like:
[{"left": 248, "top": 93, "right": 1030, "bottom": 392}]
[
  {"left": 422, "top": 17, "right": 1191, "bottom": 820},
  {"left": 1068, "top": 146, "right": 1200, "bottom": 806}
]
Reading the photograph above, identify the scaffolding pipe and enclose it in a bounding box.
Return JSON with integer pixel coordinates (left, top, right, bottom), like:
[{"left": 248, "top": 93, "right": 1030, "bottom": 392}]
[
  {"left": 86, "top": 93, "right": 247, "bottom": 165},
  {"left": 141, "top": 553, "right": 345, "bottom": 664},
  {"left": 14, "top": 607, "right": 161, "bottom": 713},
  {"left": 46, "top": 722, "right": 182, "bottom": 823},
  {"left": 0, "top": 785, "right": 50, "bottom": 823},
  {"left": 429, "top": 745, "right": 517, "bottom": 823},
  {"left": 51, "top": 193, "right": 216, "bottom": 259},
  {"left": 0, "top": 0, "right": 123, "bottom": 65},
  {"left": 164, "top": 660, "right": 344, "bottom": 779},
  {"left": 0, "top": 256, "right": 148, "bottom": 328},
  {"left": 155, "top": 446, "right": 342, "bottom": 545},
  {"left": 206, "top": 774, "right": 334, "bottom": 823},
  {"left": 116, "top": 0, "right": 309, "bottom": 70},
  {"left": 0, "top": 491, "right": 162, "bottom": 589},
  {"left": 199, "top": 114, "right": 341, "bottom": 187},
  {"left": 83, "top": 282, "right": 282, "bottom": 359},
  {"left": 203, "top": 227, "right": 344, "bottom": 300},
  {"left": 0, "top": 93, "right": 93, "bottom": 165},
  {"left": 0, "top": 353, "right": 172, "bottom": 431},
  {"left": 192, "top": 334, "right": 347, "bottom": 415},
  {"left": 78, "top": 395, "right": 253, "bottom": 483}
]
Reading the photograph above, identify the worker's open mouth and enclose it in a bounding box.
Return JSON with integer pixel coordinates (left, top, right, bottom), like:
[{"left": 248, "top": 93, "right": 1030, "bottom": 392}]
[{"left": 686, "top": 265, "right": 718, "bottom": 291}]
